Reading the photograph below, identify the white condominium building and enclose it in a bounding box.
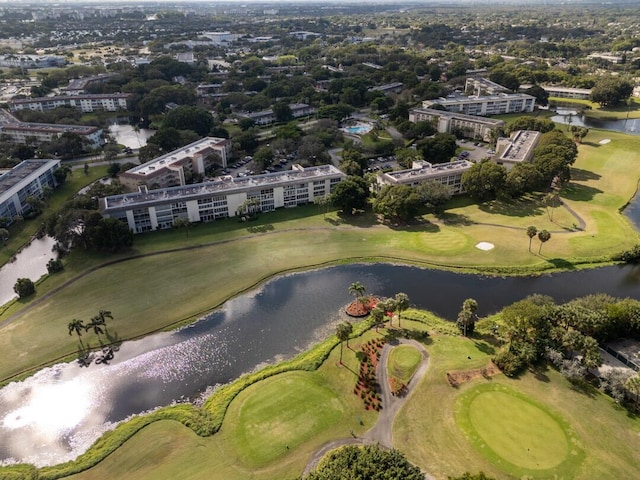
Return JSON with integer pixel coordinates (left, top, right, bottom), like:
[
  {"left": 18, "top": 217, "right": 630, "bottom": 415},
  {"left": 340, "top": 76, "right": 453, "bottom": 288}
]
[
  {"left": 9, "top": 94, "right": 130, "bottom": 113},
  {"left": 409, "top": 107, "right": 505, "bottom": 142},
  {"left": 119, "top": 137, "right": 233, "bottom": 191},
  {"left": 494, "top": 130, "right": 541, "bottom": 171},
  {"left": 422, "top": 93, "right": 535, "bottom": 116},
  {"left": 376, "top": 160, "right": 473, "bottom": 195},
  {"left": 100, "top": 164, "right": 346, "bottom": 233},
  {"left": 0, "top": 159, "right": 61, "bottom": 224}
]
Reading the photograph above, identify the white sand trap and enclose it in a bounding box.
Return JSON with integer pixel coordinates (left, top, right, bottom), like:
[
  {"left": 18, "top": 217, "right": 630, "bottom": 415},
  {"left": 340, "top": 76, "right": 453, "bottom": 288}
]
[
  {"left": 476, "top": 242, "right": 495, "bottom": 251},
  {"left": 599, "top": 139, "right": 611, "bottom": 145}
]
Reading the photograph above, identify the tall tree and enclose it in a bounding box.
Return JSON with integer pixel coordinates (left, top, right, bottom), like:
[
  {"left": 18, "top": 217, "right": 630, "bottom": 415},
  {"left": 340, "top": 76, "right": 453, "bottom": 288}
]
[
  {"left": 526, "top": 226, "right": 537, "bottom": 252},
  {"left": 336, "top": 321, "right": 353, "bottom": 364},
  {"left": 394, "top": 292, "right": 410, "bottom": 328},
  {"left": 538, "top": 229, "right": 551, "bottom": 254},
  {"left": 370, "top": 306, "right": 385, "bottom": 332},
  {"left": 331, "top": 176, "right": 369, "bottom": 215},
  {"left": 348, "top": 281, "right": 367, "bottom": 309},
  {"left": 68, "top": 319, "right": 86, "bottom": 344},
  {"left": 457, "top": 298, "right": 478, "bottom": 336}
]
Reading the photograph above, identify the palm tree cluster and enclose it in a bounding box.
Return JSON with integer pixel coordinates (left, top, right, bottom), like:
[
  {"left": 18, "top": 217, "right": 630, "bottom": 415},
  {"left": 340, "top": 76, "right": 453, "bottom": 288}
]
[{"left": 67, "top": 309, "right": 113, "bottom": 345}]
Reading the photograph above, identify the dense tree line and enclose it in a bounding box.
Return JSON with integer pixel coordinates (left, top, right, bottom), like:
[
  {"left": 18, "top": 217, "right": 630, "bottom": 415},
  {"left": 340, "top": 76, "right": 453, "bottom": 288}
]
[{"left": 494, "top": 293, "right": 640, "bottom": 379}]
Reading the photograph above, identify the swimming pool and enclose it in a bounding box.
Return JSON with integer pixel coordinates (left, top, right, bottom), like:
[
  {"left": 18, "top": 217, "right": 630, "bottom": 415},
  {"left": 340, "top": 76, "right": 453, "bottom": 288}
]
[{"left": 342, "top": 123, "right": 373, "bottom": 135}]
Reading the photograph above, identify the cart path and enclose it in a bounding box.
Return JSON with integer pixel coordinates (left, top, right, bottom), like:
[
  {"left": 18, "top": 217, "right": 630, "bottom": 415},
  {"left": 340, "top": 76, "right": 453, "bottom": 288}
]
[{"left": 302, "top": 338, "right": 435, "bottom": 479}]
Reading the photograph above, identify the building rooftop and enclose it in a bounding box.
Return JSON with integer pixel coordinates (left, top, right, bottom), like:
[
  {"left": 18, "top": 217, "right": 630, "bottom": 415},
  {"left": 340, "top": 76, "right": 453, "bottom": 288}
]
[
  {"left": 103, "top": 164, "right": 344, "bottom": 210},
  {"left": 9, "top": 93, "right": 131, "bottom": 105},
  {"left": 0, "top": 160, "right": 58, "bottom": 195},
  {"left": 410, "top": 107, "right": 505, "bottom": 126},
  {"left": 427, "top": 92, "right": 534, "bottom": 106},
  {"left": 126, "top": 137, "right": 230, "bottom": 176},
  {"left": 2, "top": 122, "right": 99, "bottom": 134},
  {"left": 381, "top": 160, "right": 473, "bottom": 184},
  {"left": 498, "top": 130, "right": 540, "bottom": 163}
]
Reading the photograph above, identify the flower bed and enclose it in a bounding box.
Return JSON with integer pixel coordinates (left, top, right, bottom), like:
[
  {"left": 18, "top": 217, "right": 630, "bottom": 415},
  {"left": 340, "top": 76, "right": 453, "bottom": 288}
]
[
  {"left": 346, "top": 296, "right": 379, "bottom": 317},
  {"left": 353, "top": 338, "right": 385, "bottom": 410}
]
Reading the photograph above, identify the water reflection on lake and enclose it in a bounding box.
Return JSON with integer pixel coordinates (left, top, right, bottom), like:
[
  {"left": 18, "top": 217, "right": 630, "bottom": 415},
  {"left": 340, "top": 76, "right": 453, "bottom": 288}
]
[
  {"left": 0, "top": 236, "right": 56, "bottom": 306},
  {"left": 551, "top": 108, "right": 640, "bottom": 135}
]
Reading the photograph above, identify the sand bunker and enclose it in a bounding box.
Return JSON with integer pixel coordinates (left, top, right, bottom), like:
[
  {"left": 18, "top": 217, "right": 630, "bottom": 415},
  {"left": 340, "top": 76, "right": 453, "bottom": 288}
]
[
  {"left": 599, "top": 139, "right": 611, "bottom": 145},
  {"left": 475, "top": 242, "right": 495, "bottom": 251}
]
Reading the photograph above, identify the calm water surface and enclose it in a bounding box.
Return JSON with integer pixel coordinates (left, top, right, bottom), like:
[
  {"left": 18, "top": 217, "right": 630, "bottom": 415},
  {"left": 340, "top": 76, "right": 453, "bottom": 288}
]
[{"left": 3, "top": 263, "right": 640, "bottom": 466}]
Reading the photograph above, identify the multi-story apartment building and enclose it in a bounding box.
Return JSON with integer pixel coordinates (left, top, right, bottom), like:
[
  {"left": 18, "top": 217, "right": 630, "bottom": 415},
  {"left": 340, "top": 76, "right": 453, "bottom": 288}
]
[
  {"left": 100, "top": 164, "right": 346, "bottom": 233},
  {"left": 541, "top": 85, "right": 592, "bottom": 100},
  {"left": 119, "top": 137, "right": 233, "bottom": 191},
  {"left": 375, "top": 160, "right": 473, "bottom": 195},
  {"left": 408, "top": 107, "right": 505, "bottom": 142},
  {"left": 422, "top": 93, "right": 535, "bottom": 116},
  {"left": 0, "top": 159, "right": 60, "bottom": 224},
  {"left": 9, "top": 94, "right": 130, "bottom": 113},
  {"left": 494, "top": 130, "right": 541, "bottom": 171},
  {"left": 237, "top": 103, "right": 316, "bottom": 126},
  {"left": 0, "top": 122, "right": 103, "bottom": 149},
  {"left": 465, "top": 77, "right": 512, "bottom": 96}
]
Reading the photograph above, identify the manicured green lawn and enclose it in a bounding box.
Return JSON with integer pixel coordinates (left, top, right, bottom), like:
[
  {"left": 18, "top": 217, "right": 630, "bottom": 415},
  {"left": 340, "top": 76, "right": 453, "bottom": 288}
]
[
  {"left": 386, "top": 344, "right": 421, "bottom": 384},
  {"left": 456, "top": 384, "right": 577, "bottom": 477},
  {"left": 394, "top": 334, "right": 640, "bottom": 480}
]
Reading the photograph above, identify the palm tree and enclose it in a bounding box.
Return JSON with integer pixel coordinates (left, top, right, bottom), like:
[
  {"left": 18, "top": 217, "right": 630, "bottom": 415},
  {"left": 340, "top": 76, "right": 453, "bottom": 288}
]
[
  {"left": 68, "top": 319, "right": 85, "bottom": 344},
  {"left": 538, "top": 229, "right": 551, "bottom": 254},
  {"left": 394, "top": 293, "right": 410, "bottom": 328},
  {"left": 98, "top": 309, "right": 113, "bottom": 330},
  {"left": 526, "top": 226, "right": 537, "bottom": 252},
  {"left": 348, "top": 281, "right": 367, "bottom": 312},
  {"left": 370, "top": 306, "right": 385, "bottom": 333},
  {"left": 85, "top": 316, "right": 105, "bottom": 339},
  {"left": 379, "top": 298, "right": 397, "bottom": 327},
  {"left": 336, "top": 321, "right": 353, "bottom": 364},
  {"left": 456, "top": 298, "right": 478, "bottom": 336}
]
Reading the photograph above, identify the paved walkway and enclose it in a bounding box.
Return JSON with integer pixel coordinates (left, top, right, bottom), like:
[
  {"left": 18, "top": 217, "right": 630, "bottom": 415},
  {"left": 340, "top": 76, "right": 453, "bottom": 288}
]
[{"left": 302, "top": 338, "right": 435, "bottom": 479}]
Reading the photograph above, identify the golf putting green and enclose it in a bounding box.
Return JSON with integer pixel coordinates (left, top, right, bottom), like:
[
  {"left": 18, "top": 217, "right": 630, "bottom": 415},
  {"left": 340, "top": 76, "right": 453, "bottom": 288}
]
[{"left": 456, "top": 383, "right": 581, "bottom": 477}]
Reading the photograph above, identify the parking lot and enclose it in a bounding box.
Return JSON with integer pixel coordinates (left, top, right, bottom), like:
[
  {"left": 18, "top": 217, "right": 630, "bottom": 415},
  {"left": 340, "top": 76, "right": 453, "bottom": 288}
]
[{"left": 457, "top": 139, "right": 494, "bottom": 163}]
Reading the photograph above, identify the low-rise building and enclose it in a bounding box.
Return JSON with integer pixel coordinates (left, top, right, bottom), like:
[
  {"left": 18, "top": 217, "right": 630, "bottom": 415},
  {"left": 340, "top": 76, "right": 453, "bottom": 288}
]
[
  {"left": 368, "top": 82, "right": 404, "bottom": 95},
  {"left": 541, "top": 85, "right": 592, "bottom": 100},
  {"left": 0, "top": 122, "right": 103, "bottom": 149},
  {"left": 119, "top": 137, "right": 233, "bottom": 191},
  {"left": 423, "top": 92, "right": 535, "bottom": 116},
  {"left": 494, "top": 130, "right": 541, "bottom": 170},
  {"left": 237, "top": 103, "right": 316, "bottom": 126},
  {"left": 0, "top": 54, "right": 66, "bottom": 69},
  {"left": 375, "top": 159, "right": 473, "bottom": 195},
  {"left": 100, "top": 164, "right": 345, "bottom": 233},
  {"left": 465, "top": 77, "right": 511, "bottom": 96},
  {"left": 60, "top": 74, "right": 118, "bottom": 95},
  {"left": 409, "top": 107, "right": 505, "bottom": 142},
  {"left": 9, "top": 94, "right": 130, "bottom": 113},
  {"left": 0, "top": 159, "right": 60, "bottom": 224}
]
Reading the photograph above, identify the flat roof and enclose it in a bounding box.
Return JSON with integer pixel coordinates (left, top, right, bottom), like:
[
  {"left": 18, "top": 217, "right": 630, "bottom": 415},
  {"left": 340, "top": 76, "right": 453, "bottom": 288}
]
[
  {"left": 427, "top": 92, "right": 535, "bottom": 106},
  {"left": 9, "top": 93, "right": 131, "bottom": 105},
  {"left": 381, "top": 160, "right": 473, "bottom": 183},
  {"left": 2, "top": 122, "right": 99, "bottom": 134},
  {"left": 410, "top": 107, "right": 505, "bottom": 126},
  {"left": 0, "top": 159, "right": 59, "bottom": 195},
  {"left": 498, "top": 130, "right": 540, "bottom": 163},
  {"left": 103, "top": 164, "right": 344, "bottom": 211},
  {"left": 126, "top": 137, "right": 230, "bottom": 176}
]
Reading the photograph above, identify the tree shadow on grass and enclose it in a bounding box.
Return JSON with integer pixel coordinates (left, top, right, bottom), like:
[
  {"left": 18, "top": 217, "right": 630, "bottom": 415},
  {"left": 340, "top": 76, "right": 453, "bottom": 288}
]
[
  {"left": 435, "top": 212, "right": 475, "bottom": 226},
  {"left": 472, "top": 340, "right": 496, "bottom": 356},
  {"left": 324, "top": 216, "right": 344, "bottom": 226},
  {"left": 561, "top": 183, "right": 603, "bottom": 202},
  {"left": 529, "top": 364, "right": 551, "bottom": 383},
  {"left": 570, "top": 168, "right": 601, "bottom": 182},
  {"left": 386, "top": 218, "right": 440, "bottom": 233},
  {"left": 478, "top": 197, "right": 545, "bottom": 218},
  {"left": 247, "top": 224, "right": 274, "bottom": 233},
  {"left": 568, "top": 378, "right": 598, "bottom": 398},
  {"left": 336, "top": 211, "right": 378, "bottom": 228},
  {"left": 546, "top": 258, "right": 576, "bottom": 270}
]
